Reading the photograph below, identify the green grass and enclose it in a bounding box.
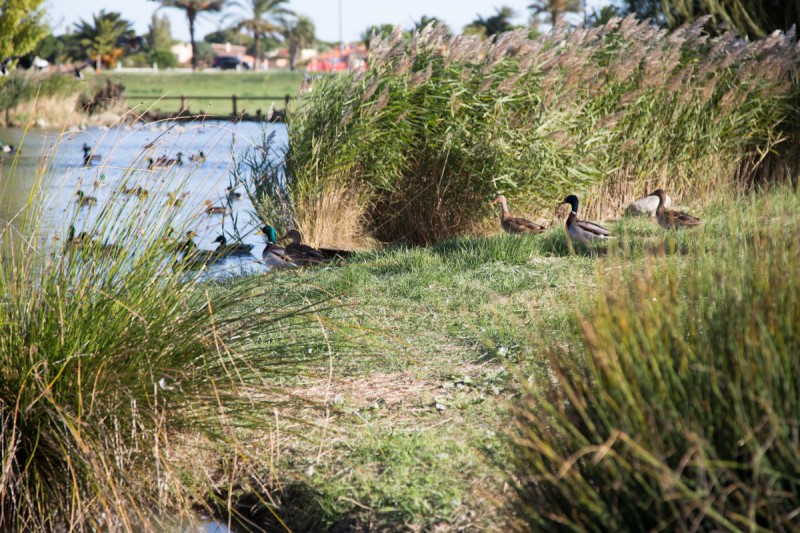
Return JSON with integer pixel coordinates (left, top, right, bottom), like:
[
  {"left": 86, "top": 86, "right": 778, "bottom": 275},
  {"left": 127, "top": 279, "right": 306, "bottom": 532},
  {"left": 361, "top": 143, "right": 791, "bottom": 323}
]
[
  {"left": 90, "top": 71, "right": 306, "bottom": 115},
  {"left": 202, "top": 186, "right": 800, "bottom": 531}
]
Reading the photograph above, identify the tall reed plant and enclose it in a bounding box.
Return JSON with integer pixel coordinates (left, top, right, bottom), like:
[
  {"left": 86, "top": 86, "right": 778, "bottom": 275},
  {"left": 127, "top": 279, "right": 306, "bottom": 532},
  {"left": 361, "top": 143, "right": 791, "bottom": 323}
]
[
  {"left": 256, "top": 17, "right": 799, "bottom": 244},
  {"left": 0, "top": 137, "right": 325, "bottom": 530},
  {"left": 508, "top": 192, "right": 800, "bottom": 531}
]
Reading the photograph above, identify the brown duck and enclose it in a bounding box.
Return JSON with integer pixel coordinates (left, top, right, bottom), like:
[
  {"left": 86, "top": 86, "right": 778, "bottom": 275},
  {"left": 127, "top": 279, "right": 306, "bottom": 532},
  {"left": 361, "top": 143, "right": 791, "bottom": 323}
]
[
  {"left": 281, "top": 230, "right": 327, "bottom": 266},
  {"left": 649, "top": 189, "right": 701, "bottom": 229},
  {"left": 490, "top": 195, "right": 545, "bottom": 234}
]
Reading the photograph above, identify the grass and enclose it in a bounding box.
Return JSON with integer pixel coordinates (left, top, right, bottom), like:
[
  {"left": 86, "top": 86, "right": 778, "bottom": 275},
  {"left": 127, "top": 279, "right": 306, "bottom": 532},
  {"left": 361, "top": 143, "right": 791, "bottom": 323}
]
[
  {"left": 92, "top": 71, "right": 307, "bottom": 115},
  {"left": 198, "top": 185, "right": 800, "bottom": 531}
]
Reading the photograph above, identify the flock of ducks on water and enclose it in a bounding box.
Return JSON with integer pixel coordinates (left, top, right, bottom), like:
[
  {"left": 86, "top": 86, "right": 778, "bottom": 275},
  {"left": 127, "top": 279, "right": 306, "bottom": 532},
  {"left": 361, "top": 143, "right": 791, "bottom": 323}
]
[
  {"left": 492, "top": 189, "right": 701, "bottom": 244},
  {"left": 81, "top": 142, "right": 205, "bottom": 170}
]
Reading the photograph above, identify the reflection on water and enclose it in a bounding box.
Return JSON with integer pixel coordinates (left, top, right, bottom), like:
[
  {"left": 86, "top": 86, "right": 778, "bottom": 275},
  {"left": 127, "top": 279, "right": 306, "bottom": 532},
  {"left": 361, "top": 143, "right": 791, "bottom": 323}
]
[{"left": 0, "top": 120, "right": 286, "bottom": 277}]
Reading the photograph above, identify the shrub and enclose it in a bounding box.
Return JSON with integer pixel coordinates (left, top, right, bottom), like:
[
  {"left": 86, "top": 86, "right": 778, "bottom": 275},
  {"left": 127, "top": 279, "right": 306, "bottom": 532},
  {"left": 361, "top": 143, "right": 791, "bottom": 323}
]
[
  {"left": 260, "top": 17, "right": 799, "bottom": 244},
  {"left": 508, "top": 194, "right": 800, "bottom": 531}
]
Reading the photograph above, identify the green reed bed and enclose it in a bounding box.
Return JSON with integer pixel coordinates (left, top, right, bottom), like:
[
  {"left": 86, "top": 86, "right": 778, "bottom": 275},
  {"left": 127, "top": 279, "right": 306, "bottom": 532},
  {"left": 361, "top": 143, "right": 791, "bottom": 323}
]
[
  {"left": 252, "top": 17, "right": 799, "bottom": 246},
  {"left": 508, "top": 190, "right": 800, "bottom": 531},
  {"left": 0, "top": 144, "right": 329, "bottom": 530}
]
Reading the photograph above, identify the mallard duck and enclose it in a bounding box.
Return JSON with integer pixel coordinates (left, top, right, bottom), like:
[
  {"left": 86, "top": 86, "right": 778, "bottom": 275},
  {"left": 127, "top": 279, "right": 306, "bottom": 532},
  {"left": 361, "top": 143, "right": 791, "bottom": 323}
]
[
  {"left": 189, "top": 151, "right": 206, "bottom": 163},
  {"left": 166, "top": 191, "right": 185, "bottom": 207},
  {"left": 258, "top": 225, "right": 296, "bottom": 269},
  {"left": 562, "top": 194, "right": 613, "bottom": 245},
  {"left": 162, "top": 229, "right": 197, "bottom": 255},
  {"left": 281, "top": 229, "right": 327, "bottom": 266},
  {"left": 65, "top": 225, "right": 120, "bottom": 255},
  {"left": 2, "top": 144, "right": 16, "bottom": 154},
  {"left": 225, "top": 186, "right": 243, "bottom": 200},
  {"left": 147, "top": 152, "right": 183, "bottom": 170},
  {"left": 76, "top": 190, "right": 97, "bottom": 207},
  {"left": 213, "top": 235, "right": 254, "bottom": 257},
  {"left": 120, "top": 185, "right": 149, "bottom": 199},
  {"left": 649, "top": 189, "right": 702, "bottom": 229},
  {"left": 82, "top": 143, "right": 101, "bottom": 166},
  {"left": 490, "top": 195, "right": 545, "bottom": 234},
  {"left": 203, "top": 199, "right": 230, "bottom": 215}
]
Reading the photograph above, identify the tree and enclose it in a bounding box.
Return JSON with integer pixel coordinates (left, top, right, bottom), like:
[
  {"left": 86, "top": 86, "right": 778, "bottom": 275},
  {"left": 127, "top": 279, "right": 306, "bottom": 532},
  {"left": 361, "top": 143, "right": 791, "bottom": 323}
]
[
  {"left": 622, "top": 0, "right": 800, "bottom": 38},
  {"left": 528, "top": 0, "right": 583, "bottom": 27},
  {"left": 409, "top": 15, "right": 452, "bottom": 38},
  {"left": 150, "top": 0, "right": 226, "bottom": 71},
  {"left": 587, "top": 4, "right": 624, "bottom": 27},
  {"left": 361, "top": 24, "right": 396, "bottom": 49},
  {"left": 228, "top": 0, "right": 291, "bottom": 71},
  {"left": 73, "top": 10, "right": 134, "bottom": 71},
  {"left": 464, "top": 6, "right": 517, "bottom": 38},
  {"left": 282, "top": 15, "right": 314, "bottom": 71},
  {"left": 147, "top": 13, "right": 176, "bottom": 68},
  {"left": 0, "top": 0, "right": 48, "bottom": 61}
]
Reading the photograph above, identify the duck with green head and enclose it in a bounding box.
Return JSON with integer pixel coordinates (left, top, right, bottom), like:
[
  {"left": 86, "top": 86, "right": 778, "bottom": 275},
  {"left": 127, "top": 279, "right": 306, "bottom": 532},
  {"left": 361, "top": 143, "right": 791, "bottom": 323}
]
[
  {"left": 562, "top": 194, "right": 613, "bottom": 245},
  {"left": 260, "top": 225, "right": 296, "bottom": 269},
  {"left": 76, "top": 190, "right": 97, "bottom": 207}
]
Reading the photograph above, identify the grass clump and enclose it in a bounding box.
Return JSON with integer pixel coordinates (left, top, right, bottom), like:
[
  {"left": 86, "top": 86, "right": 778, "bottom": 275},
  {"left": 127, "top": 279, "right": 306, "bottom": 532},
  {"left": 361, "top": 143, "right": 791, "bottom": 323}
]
[
  {"left": 508, "top": 193, "right": 800, "bottom": 531},
  {"left": 0, "top": 158, "right": 325, "bottom": 530}
]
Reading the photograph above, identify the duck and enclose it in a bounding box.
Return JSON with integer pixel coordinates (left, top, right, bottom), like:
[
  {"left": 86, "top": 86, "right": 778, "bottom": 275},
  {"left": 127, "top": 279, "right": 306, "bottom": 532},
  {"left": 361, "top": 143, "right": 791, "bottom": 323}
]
[
  {"left": 181, "top": 247, "right": 222, "bottom": 269},
  {"left": 281, "top": 229, "right": 327, "bottom": 266},
  {"left": 1, "top": 144, "right": 16, "bottom": 154},
  {"left": 189, "top": 151, "right": 206, "bottom": 163},
  {"left": 147, "top": 152, "right": 183, "bottom": 170},
  {"left": 166, "top": 191, "right": 185, "bottom": 207},
  {"left": 259, "top": 225, "right": 297, "bottom": 269},
  {"left": 213, "top": 234, "right": 254, "bottom": 257},
  {"left": 203, "top": 199, "right": 230, "bottom": 215},
  {"left": 65, "top": 225, "right": 121, "bottom": 255},
  {"left": 76, "top": 190, "right": 97, "bottom": 207},
  {"left": 649, "top": 189, "right": 702, "bottom": 229},
  {"left": 120, "top": 185, "right": 149, "bottom": 199},
  {"left": 225, "top": 186, "right": 243, "bottom": 200},
  {"left": 82, "top": 143, "right": 101, "bottom": 166},
  {"left": 490, "top": 195, "right": 545, "bottom": 234},
  {"left": 562, "top": 194, "right": 613, "bottom": 245},
  {"left": 165, "top": 230, "right": 198, "bottom": 255}
]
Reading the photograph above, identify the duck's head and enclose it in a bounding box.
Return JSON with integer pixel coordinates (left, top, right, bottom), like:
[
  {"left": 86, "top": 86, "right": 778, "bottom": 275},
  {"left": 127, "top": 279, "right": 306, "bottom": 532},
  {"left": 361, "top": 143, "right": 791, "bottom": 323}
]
[
  {"left": 281, "top": 229, "right": 302, "bottom": 244},
  {"left": 490, "top": 195, "right": 507, "bottom": 206},
  {"left": 260, "top": 225, "right": 278, "bottom": 244},
  {"left": 68, "top": 225, "right": 76, "bottom": 241},
  {"left": 214, "top": 235, "right": 227, "bottom": 245},
  {"left": 647, "top": 188, "right": 666, "bottom": 202},
  {"left": 562, "top": 194, "right": 579, "bottom": 214}
]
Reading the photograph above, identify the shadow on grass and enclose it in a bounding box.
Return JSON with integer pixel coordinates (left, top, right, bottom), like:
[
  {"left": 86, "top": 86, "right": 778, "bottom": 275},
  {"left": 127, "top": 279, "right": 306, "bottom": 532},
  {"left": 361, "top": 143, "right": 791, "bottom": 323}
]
[{"left": 204, "top": 482, "right": 374, "bottom": 533}]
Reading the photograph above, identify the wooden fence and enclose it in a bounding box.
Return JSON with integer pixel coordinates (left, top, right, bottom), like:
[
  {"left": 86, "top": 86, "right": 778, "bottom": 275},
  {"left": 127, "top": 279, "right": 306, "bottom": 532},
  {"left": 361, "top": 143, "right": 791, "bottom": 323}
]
[{"left": 125, "top": 94, "right": 293, "bottom": 122}]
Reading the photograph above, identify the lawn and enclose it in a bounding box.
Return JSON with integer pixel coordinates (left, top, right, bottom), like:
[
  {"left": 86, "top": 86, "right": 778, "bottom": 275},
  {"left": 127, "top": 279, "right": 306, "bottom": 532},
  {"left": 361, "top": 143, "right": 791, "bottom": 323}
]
[
  {"left": 190, "top": 186, "right": 800, "bottom": 531},
  {"left": 89, "top": 70, "right": 307, "bottom": 115}
]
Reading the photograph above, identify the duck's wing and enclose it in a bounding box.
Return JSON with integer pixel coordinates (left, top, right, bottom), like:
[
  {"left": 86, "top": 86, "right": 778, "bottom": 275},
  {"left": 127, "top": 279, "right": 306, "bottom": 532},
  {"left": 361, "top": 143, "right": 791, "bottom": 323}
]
[
  {"left": 574, "top": 218, "right": 612, "bottom": 237},
  {"left": 659, "top": 209, "right": 702, "bottom": 228},
  {"left": 503, "top": 216, "right": 545, "bottom": 234},
  {"left": 286, "top": 243, "right": 327, "bottom": 265}
]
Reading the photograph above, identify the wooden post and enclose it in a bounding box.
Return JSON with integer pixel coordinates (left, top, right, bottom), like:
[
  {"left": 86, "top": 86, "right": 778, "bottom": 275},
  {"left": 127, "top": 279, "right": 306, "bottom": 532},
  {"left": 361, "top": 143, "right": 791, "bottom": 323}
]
[
  {"left": 284, "top": 94, "right": 291, "bottom": 115},
  {"left": 232, "top": 94, "right": 238, "bottom": 116},
  {"left": 180, "top": 94, "right": 187, "bottom": 113}
]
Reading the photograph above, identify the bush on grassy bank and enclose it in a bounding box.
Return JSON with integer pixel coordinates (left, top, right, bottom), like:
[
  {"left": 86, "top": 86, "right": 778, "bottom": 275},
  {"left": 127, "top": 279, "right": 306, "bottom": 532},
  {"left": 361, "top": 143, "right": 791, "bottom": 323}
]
[
  {"left": 253, "top": 16, "right": 799, "bottom": 245},
  {"left": 0, "top": 168, "right": 325, "bottom": 529},
  {"left": 508, "top": 193, "right": 800, "bottom": 531}
]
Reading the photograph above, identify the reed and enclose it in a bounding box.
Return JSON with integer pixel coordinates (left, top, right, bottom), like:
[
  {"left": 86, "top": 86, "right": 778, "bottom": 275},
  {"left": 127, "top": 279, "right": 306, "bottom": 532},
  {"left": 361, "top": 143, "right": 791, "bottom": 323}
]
[
  {"left": 507, "top": 190, "right": 800, "bottom": 531},
  {"left": 260, "top": 17, "right": 799, "bottom": 244},
  {"left": 0, "top": 130, "right": 325, "bottom": 530}
]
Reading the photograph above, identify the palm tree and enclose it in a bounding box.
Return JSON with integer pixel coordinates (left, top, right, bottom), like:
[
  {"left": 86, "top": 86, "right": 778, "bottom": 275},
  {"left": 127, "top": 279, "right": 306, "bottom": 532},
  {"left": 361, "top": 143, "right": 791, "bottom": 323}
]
[
  {"left": 410, "top": 15, "right": 452, "bottom": 38},
  {"left": 528, "top": 0, "right": 583, "bottom": 26},
  {"left": 73, "top": 10, "right": 134, "bottom": 71},
  {"left": 229, "top": 0, "right": 292, "bottom": 71},
  {"left": 150, "top": 0, "right": 226, "bottom": 71},
  {"left": 283, "top": 15, "right": 315, "bottom": 71},
  {"left": 464, "top": 6, "right": 517, "bottom": 38}
]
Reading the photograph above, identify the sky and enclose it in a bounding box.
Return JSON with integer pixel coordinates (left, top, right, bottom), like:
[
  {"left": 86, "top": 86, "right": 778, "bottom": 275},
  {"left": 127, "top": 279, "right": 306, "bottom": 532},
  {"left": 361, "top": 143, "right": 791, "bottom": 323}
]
[{"left": 44, "top": 0, "right": 604, "bottom": 44}]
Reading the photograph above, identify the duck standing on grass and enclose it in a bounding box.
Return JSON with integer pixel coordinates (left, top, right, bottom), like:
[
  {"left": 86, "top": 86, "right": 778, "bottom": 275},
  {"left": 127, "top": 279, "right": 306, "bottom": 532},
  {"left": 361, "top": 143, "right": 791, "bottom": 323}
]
[
  {"left": 562, "top": 194, "right": 613, "bottom": 245},
  {"left": 281, "top": 229, "right": 327, "bottom": 266},
  {"left": 649, "top": 188, "right": 702, "bottom": 229},
  {"left": 259, "top": 225, "right": 296, "bottom": 269},
  {"left": 490, "top": 195, "right": 545, "bottom": 234}
]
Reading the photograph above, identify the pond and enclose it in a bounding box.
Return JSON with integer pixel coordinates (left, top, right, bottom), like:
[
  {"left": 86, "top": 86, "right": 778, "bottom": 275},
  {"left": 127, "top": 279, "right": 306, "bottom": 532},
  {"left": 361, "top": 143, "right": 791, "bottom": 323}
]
[{"left": 0, "top": 120, "right": 285, "bottom": 277}]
